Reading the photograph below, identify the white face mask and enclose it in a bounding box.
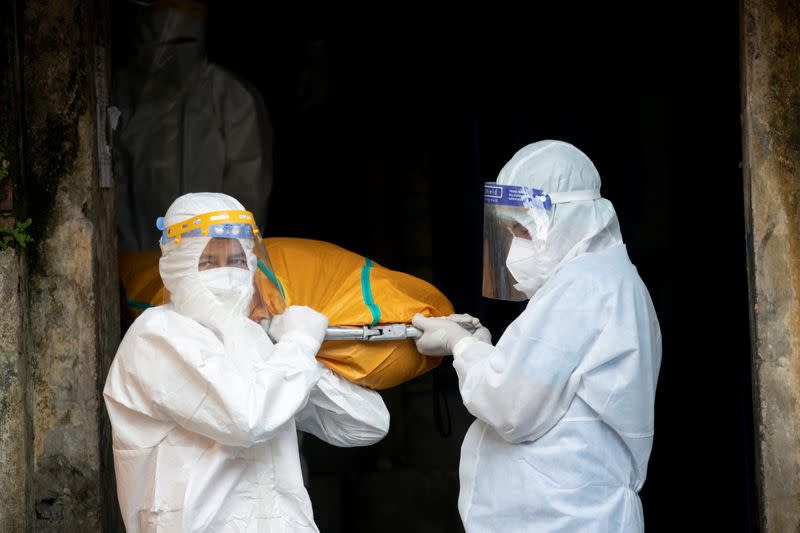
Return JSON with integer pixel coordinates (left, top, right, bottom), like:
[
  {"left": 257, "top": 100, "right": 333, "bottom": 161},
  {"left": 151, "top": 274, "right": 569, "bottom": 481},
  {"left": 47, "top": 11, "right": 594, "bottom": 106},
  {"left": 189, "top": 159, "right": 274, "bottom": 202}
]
[
  {"left": 196, "top": 267, "right": 253, "bottom": 305},
  {"left": 505, "top": 237, "right": 539, "bottom": 284},
  {"left": 505, "top": 236, "right": 559, "bottom": 298}
]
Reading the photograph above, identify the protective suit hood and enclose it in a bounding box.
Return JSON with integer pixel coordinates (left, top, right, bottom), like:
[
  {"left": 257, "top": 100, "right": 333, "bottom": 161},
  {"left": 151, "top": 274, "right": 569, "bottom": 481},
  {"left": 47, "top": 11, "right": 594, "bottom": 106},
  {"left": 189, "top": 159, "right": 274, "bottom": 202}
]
[
  {"left": 497, "top": 140, "right": 623, "bottom": 296},
  {"left": 159, "top": 192, "right": 257, "bottom": 336},
  {"left": 129, "top": 2, "right": 207, "bottom": 86},
  {"left": 132, "top": 1, "right": 207, "bottom": 48}
]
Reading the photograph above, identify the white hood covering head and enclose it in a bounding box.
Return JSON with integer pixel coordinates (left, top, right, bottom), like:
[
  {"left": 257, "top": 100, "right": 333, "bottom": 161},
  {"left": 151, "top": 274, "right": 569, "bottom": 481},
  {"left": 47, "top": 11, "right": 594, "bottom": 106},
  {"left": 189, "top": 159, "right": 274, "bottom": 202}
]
[
  {"left": 498, "top": 140, "right": 623, "bottom": 296},
  {"left": 159, "top": 192, "right": 258, "bottom": 336}
]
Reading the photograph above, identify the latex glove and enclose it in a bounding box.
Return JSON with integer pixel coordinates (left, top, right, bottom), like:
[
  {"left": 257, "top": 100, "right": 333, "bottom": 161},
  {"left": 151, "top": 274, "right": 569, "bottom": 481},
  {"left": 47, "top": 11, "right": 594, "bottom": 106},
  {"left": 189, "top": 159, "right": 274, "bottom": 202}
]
[
  {"left": 444, "top": 313, "right": 492, "bottom": 344},
  {"left": 268, "top": 305, "right": 329, "bottom": 354},
  {"left": 412, "top": 313, "right": 491, "bottom": 356}
]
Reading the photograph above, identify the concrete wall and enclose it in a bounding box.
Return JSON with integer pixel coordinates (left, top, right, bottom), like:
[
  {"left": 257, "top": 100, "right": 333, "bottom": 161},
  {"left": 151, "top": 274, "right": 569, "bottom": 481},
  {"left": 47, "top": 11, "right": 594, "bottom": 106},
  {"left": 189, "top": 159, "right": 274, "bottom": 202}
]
[{"left": 741, "top": 0, "right": 800, "bottom": 531}]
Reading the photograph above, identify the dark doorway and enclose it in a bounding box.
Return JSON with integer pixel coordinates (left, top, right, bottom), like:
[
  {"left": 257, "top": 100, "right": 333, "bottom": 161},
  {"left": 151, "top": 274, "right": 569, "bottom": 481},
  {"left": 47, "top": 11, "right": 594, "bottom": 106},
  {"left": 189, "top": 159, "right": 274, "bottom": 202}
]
[{"left": 112, "top": 1, "right": 758, "bottom": 531}]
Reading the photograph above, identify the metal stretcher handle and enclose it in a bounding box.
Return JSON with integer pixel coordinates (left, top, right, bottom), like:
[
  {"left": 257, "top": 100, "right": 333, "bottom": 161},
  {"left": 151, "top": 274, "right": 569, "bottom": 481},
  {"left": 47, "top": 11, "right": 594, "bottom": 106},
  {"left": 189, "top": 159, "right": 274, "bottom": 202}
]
[{"left": 324, "top": 321, "right": 476, "bottom": 342}]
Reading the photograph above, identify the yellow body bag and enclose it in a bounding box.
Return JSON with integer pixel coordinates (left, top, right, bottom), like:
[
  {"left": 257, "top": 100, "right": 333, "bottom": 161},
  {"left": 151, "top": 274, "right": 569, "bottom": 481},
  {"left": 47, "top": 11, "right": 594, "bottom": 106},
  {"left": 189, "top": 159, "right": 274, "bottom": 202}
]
[{"left": 119, "top": 238, "right": 452, "bottom": 389}]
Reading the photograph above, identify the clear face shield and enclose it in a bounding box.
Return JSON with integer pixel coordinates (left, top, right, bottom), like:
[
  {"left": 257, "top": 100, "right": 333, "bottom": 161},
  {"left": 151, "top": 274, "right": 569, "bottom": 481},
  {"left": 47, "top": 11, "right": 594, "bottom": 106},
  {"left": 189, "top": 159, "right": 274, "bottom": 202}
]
[
  {"left": 482, "top": 182, "right": 600, "bottom": 301},
  {"left": 157, "top": 210, "right": 286, "bottom": 321}
]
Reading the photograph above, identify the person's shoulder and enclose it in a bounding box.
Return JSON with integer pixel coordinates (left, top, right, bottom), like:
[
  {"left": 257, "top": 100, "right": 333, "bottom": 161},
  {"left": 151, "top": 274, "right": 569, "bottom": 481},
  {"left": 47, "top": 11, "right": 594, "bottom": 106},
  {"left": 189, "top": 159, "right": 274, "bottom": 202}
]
[
  {"left": 580, "top": 248, "right": 657, "bottom": 315},
  {"left": 130, "top": 305, "right": 179, "bottom": 330},
  {"left": 574, "top": 246, "right": 640, "bottom": 284},
  {"left": 205, "top": 62, "right": 261, "bottom": 101},
  {"left": 541, "top": 246, "right": 641, "bottom": 307},
  {"left": 116, "top": 307, "right": 221, "bottom": 367},
  {"left": 126, "top": 306, "right": 209, "bottom": 340}
]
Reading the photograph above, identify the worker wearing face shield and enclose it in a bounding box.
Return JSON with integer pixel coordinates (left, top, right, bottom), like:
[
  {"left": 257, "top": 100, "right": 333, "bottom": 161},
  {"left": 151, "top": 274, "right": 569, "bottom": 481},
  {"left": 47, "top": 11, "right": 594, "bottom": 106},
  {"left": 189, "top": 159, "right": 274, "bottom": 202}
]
[
  {"left": 412, "top": 141, "right": 662, "bottom": 532},
  {"left": 103, "top": 192, "right": 389, "bottom": 533}
]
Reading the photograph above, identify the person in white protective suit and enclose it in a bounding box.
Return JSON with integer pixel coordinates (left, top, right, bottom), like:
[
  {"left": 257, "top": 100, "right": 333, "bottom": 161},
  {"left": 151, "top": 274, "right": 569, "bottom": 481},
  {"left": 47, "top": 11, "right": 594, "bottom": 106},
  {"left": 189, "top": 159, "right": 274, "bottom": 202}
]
[
  {"left": 412, "top": 140, "right": 662, "bottom": 532},
  {"left": 103, "top": 192, "right": 390, "bottom": 532},
  {"left": 114, "top": 0, "right": 273, "bottom": 251}
]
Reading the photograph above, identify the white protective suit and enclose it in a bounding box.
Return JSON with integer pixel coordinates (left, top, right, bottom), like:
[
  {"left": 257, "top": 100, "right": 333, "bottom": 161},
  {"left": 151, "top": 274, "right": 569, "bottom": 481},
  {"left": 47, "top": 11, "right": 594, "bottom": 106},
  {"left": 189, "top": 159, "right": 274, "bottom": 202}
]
[
  {"left": 454, "top": 141, "right": 662, "bottom": 532},
  {"left": 104, "top": 193, "right": 390, "bottom": 532},
  {"left": 114, "top": 4, "right": 273, "bottom": 251}
]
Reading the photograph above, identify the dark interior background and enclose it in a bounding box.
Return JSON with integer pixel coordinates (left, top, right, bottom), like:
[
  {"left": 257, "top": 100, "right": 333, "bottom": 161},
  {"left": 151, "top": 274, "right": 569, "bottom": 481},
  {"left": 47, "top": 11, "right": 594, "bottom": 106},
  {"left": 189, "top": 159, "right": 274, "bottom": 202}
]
[{"left": 114, "top": 2, "right": 758, "bottom": 531}]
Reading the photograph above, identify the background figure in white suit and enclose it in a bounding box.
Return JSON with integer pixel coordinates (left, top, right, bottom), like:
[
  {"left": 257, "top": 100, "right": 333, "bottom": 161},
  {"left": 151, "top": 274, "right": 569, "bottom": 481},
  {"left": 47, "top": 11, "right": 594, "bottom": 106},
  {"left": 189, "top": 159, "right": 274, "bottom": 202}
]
[
  {"left": 413, "top": 141, "right": 662, "bottom": 532},
  {"left": 114, "top": 0, "right": 273, "bottom": 252},
  {"left": 104, "top": 192, "right": 389, "bottom": 532}
]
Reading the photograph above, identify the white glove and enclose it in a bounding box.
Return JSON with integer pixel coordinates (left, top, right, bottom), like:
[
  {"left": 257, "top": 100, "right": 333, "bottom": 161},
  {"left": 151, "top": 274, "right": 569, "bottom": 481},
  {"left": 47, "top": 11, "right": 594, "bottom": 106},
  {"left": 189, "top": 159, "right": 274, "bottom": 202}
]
[
  {"left": 444, "top": 313, "right": 492, "bottom": 344},
  {"left": 411, "top": 313, "right": 492, "bottom": 356},
  {"left": 268, "top": 305, "right": 329, "bottom": 354}
]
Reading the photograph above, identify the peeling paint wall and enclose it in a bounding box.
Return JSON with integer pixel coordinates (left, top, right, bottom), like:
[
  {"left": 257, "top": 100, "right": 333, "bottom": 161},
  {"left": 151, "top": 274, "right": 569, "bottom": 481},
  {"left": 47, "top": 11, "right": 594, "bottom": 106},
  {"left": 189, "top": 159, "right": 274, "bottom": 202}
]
[{"left": 741, "top": 0, "right": 800, "bottom": 531}]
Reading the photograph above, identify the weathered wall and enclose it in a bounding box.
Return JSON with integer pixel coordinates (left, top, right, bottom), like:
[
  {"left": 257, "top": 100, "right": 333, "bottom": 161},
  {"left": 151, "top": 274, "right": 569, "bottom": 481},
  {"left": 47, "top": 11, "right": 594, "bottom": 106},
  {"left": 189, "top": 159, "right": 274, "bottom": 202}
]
[
  {"left": 741, "top": 0, "right": 800, "bottom": 531},
  {"left": 0, "top": 249, "right": 33, "bottom": 532},
  {"left": 19, "top": 0, "right": 120, "bottom": 530},
  {"left": 0, "top": 0, "right": 33, "bottom": 529}
]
